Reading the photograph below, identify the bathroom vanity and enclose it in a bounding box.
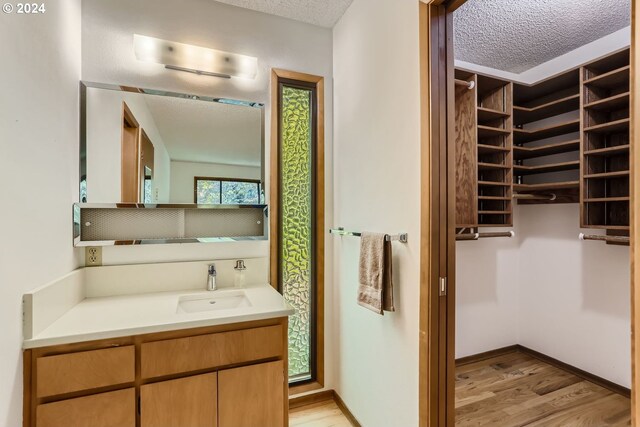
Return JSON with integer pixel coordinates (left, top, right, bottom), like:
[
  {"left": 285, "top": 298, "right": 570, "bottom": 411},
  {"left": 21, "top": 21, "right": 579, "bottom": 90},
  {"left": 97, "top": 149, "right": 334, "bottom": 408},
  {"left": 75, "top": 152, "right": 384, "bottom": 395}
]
[{"left": 22, "top": 263, "right": 293, "bottom": 427}]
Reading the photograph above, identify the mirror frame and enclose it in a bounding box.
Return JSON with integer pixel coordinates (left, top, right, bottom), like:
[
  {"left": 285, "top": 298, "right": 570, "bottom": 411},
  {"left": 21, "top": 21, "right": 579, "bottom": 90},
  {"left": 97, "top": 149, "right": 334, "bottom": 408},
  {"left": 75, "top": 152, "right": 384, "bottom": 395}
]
[{"left": 79, "top": 81, "right": 266, "bottom": 206}]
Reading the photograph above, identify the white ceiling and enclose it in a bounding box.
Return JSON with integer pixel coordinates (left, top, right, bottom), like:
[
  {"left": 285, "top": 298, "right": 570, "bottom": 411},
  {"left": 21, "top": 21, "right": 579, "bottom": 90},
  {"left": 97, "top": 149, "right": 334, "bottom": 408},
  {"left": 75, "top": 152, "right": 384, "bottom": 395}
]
[
  {"left": 213, "top": 0, "right": 353, "bottom": 28},
  {"left": 143, "top": 95, "right": 262, "bottom": 167},
  {"left": 454, "top": 0, "right": 630, "bottom": 73}
]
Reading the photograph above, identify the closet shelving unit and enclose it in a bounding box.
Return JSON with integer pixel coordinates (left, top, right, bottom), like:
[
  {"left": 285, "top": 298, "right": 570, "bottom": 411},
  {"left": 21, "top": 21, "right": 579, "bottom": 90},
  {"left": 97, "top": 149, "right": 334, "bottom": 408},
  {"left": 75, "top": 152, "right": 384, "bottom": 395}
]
[
  {"left": 455, "top": 50, "right": 631, "bottom": 241},
  {"left": 455, "top": 70, "right": 513, "bottom": 228},
  {"left": 512, "top": 69, "right": 582, "bottom": 204},
  {"left": 581, "top": 49, "right": 631, "bottom": 234}
]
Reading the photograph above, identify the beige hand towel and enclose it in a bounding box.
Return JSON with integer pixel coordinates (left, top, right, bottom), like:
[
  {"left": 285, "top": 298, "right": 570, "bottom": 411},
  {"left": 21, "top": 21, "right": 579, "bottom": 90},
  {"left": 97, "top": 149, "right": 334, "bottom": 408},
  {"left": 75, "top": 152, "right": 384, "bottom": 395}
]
[{"left": 358, "top": 232, "right": 395, "bottom": 315}]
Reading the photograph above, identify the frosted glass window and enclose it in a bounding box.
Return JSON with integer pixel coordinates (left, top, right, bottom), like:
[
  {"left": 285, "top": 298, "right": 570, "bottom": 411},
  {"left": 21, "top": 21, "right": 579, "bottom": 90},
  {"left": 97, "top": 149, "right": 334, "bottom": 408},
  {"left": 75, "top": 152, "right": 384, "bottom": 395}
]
[{"left": 280, "top": 84, "right": 315, "bottom": 381}]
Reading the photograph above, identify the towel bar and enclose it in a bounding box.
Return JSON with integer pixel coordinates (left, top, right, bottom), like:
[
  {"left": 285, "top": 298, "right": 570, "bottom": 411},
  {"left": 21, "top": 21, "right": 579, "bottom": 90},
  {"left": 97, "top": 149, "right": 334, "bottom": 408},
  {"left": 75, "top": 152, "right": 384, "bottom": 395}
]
[{"left": 329, "top": 227, "right": 408, "bottom": 243}]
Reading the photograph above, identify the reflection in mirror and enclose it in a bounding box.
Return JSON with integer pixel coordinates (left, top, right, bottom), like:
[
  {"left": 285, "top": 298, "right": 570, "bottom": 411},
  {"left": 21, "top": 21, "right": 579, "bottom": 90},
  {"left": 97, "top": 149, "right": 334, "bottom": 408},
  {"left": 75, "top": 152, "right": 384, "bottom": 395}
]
[{"left": 80, "top": 83, "right": 264, "bottom": 205}]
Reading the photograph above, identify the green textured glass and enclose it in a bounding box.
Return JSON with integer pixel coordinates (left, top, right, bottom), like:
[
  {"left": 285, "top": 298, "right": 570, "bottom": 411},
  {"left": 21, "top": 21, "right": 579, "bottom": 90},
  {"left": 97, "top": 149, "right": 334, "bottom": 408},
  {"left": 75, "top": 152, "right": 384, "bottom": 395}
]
[{"left": 280, "top": 85, "right": 313, "bottom": 380}]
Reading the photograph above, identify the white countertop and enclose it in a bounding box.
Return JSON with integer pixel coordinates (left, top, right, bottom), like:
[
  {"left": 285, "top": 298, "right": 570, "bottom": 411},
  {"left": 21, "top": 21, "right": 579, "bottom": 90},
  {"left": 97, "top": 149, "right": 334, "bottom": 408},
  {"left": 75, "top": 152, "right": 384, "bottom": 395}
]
[{"left": 23, "top": 284, "right": 294, "bottom": 349}]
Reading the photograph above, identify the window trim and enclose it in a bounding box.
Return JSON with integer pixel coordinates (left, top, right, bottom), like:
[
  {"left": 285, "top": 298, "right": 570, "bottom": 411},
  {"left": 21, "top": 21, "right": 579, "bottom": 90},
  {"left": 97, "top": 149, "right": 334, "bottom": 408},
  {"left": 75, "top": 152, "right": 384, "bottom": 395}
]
[
  {"left": 193, "top": 176, "right": 261, "bottom": 204},
  {"left": 270, "top": 69, "right": 325, "bottom": 394}
]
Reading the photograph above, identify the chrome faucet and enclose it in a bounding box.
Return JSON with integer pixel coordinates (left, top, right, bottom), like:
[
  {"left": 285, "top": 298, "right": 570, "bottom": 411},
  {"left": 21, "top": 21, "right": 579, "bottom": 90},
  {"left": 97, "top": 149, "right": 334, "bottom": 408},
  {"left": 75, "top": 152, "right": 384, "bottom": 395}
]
[{"left": 207, "top": 264, "right": 217, "bottom": 291}]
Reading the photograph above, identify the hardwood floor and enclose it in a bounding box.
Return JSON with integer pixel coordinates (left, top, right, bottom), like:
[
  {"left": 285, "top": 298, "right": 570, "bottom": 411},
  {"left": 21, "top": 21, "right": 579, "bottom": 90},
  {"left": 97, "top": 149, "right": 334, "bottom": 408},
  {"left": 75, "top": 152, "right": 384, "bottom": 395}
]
[
  {"left": 456, "top": 351, "right": 631, "bottom": 426},
  {"left": 290, "top": 401, "right": 352, "bottom": 427}
]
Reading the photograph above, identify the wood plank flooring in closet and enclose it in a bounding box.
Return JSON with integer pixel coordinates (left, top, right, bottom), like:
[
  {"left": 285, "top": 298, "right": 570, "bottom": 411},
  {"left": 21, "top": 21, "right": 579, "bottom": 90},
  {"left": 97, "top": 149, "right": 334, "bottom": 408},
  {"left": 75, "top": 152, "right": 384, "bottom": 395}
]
[
  {"left": 456, "top": 351, "right": 630, "bottom": 426},
  {"left": 289, "top": 401, "right": 352, "bottom": 427}
]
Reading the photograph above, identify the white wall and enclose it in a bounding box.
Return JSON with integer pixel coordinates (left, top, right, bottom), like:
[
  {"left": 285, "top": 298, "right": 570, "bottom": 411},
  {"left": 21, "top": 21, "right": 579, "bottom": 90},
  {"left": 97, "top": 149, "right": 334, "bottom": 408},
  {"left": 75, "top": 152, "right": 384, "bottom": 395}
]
[
  {"left": 86, "top": 88, "right": 171, "bottom": 202},
  {"left": 456, "top": 204, "right": 631, "bottom": 388},
  {"left": 169, "top": 161, "right": 261, "bottom": 203},
  {"left": 0, "top": 1, "right": 82, "bottom": 425},
  {"left": 518, "top": 204, "right": 631, "bottom": 387},
  {"left": 332, "top": 0, "right": 421, "bottom": 425},
  {"left": 456, "top": 226, "right": 520, "bottom": 357}
]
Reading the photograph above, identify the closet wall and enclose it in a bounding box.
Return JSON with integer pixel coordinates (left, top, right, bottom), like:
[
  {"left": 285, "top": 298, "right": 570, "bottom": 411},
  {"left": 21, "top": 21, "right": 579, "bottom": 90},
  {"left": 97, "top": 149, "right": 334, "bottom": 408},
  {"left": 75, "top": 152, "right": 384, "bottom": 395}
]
[
  {"left": 457, "top": 205, "right": 631, "bottom": 387},
  {"left": 518, "top": 204, "right": 630, "bottom": 388},
  {"left": 456, "top": 232, "right": 519, "bottom": 357}
]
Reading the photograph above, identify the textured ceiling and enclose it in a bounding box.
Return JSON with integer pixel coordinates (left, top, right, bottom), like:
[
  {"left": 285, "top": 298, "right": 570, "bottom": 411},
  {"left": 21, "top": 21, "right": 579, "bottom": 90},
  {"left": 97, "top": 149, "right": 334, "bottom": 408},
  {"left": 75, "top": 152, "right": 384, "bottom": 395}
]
[
  {"left": 143, "top": 95, "right": 262, "bottom": 167},
  {"left": 212, "top": 0, "right": 353, "bottom": 27},
  {"left": 454, "top": 0, "right": 630, "bottom": 73}
]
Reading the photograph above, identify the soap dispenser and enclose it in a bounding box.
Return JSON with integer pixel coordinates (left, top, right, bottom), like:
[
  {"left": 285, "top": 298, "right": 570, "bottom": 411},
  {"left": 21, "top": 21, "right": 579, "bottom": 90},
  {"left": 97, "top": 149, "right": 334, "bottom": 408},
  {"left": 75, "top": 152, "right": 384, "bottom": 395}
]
[{"left": 234, "top": 260, "right": 247, "bottom": 288}]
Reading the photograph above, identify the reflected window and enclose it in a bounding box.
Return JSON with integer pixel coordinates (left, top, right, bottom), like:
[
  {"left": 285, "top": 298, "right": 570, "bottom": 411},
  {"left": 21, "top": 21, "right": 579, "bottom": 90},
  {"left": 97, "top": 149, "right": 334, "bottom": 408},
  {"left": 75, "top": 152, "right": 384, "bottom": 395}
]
[{"left": 195, "top": 177, "right": 260, "bottom": 204}]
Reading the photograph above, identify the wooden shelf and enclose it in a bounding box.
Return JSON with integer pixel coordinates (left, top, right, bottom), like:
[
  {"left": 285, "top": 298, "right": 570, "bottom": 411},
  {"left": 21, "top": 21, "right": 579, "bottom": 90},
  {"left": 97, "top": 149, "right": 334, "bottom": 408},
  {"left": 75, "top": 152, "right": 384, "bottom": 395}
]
[
  {"left": 476, "top": 74, "right": 510, "bottom": 97},
  {"left": 584, "top": 197, "right": 630, "bottom": 202},
  {"left": 513, "top": 94, "right": 579, "bottom": 124},
  {"left": 514, "top": 69, "right": 579, "bottom": 105},
  {"left": 583, "top": 118, "right": 629, "bottom": 134},
  {"left": 478, "top": 125, "right": 511, "bottom": 138},
  {"left": 513, "top": 119, "right": 580, "bottom": 143},
  {"left": 514, "top": 160, "right": 579, "bottom": 176},
  {"left": 513, "top": 181, "right": 579, "bottom": 192},
  {"left": 478, "top": 144, "right": 510, "bottom": 154},
  {"left": 478, "top": 210, "right": 510, "bottom": 215},
  {"left": 583, "top": 65, "right": 630, "bottom": 89},
  {"left": 584, "top": 170, "right": 629, "bottom": 179},
  {"left": 582, "top": 58, "right": 631, "bottom": 231},
  {"left": 513, "top": 140, "right": 579, "bottom": 160},
  {"left": 478, "top": 162, "right": 510, "bottom": 170},
  {"left": 583, "top": 92, "right": 630, "bottom": 111},
  {"left": 478, "top": 181, "right": 511, "bottom": 187},
  {"left": 584, "top": 144, "right": 630, "bottom": 156},
  {"left": 477, "top": 107, "right": 510, "bottom": 122}
]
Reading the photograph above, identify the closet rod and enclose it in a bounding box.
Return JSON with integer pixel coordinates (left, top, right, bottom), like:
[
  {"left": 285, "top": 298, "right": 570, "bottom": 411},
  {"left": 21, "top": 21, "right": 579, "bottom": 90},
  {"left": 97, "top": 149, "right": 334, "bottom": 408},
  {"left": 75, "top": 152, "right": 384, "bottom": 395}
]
[
  {"left": 456, "top": 231, "right": 515, "bottom": 241},
  {"left": 455, "top": 78, "right": 475, "bottom": 90},
  {"left": 513, "top": 193, "right": 556, "bottom": 201},
  {"left": 579, "top": 233, "right": 629, "bottom": 244}
]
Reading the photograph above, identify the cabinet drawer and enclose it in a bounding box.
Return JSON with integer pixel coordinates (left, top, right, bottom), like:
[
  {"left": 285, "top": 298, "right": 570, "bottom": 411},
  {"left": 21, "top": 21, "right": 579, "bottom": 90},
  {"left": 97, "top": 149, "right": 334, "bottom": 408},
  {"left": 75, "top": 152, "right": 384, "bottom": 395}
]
[
  {"left": 36, "top": 388, "right": 135, "bottom": 427},
  {"left": 141, "top": 325, "right": 283, "bottom": 378},
  {"left": 36, "top": 346, "right": 135, "bottom": 397}
]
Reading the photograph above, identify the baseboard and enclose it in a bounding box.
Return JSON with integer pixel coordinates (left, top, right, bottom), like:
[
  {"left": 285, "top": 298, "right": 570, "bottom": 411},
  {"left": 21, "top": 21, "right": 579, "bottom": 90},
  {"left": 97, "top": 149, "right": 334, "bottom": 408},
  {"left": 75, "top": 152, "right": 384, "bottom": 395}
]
[
  {"left": 288, "top": 389, "right": 334, "bottom": 410},
  {"left": 455, "top": 345, "right": 520, "bottom": 366},
  {"left": 334, "top": 391, "right": 362, "bottom": 427},
  {"left": 455, "top": 344, "right": 630, "bottom": 398},
  {"left": 289, "top": 389, "right": 362, "bottom": 427},
  {"left": 516, "top": 345, "right": 631, "bottom": 398}
]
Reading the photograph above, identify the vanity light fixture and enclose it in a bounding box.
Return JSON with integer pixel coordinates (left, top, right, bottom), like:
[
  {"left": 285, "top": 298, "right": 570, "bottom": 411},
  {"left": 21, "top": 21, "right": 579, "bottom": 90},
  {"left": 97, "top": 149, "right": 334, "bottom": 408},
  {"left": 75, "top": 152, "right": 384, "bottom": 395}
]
[{"left": 133, "top": 34, "right": 258, "bottom": 80}]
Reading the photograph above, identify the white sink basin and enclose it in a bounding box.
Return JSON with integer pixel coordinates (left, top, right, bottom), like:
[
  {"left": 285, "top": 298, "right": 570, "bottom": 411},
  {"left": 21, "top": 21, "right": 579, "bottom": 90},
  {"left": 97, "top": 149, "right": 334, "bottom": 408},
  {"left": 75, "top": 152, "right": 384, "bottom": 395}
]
[{"left": 176, "top": 290, "right": 252, "bottom": 314}]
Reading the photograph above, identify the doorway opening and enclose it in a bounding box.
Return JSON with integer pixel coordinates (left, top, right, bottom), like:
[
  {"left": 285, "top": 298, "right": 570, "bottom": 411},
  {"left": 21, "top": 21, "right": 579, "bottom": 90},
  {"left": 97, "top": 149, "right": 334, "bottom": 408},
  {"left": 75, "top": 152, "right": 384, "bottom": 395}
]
[{"left": 419, "top": 1, "right": 636, "bottom": 425}]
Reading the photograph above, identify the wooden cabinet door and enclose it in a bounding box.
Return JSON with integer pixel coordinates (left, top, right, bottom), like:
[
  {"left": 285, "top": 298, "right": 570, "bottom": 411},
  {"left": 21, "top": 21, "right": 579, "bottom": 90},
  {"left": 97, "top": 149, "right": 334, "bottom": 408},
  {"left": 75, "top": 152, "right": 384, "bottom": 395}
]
[
  {"left": 141, "top": 373, "right": 217, "bottom": 427},
  {"left": 218, "top": 361, "right": 285, "bottom": 427},
  {"left": 37, "top": 388, "right": 135, "bottom": 427}
]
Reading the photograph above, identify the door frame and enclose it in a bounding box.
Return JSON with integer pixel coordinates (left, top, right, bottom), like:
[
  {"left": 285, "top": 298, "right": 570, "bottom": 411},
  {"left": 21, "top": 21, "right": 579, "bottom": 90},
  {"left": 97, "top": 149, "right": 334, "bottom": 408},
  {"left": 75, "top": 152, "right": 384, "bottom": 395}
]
[
  {"left": 269, "top": 69, "right": 325, "bottom": 395},
  {"left": 418, "top": 0, "right": 639, "bottom": 425},
  {"left": 121, "top": 102, "right": 140, "bottom": 203}
]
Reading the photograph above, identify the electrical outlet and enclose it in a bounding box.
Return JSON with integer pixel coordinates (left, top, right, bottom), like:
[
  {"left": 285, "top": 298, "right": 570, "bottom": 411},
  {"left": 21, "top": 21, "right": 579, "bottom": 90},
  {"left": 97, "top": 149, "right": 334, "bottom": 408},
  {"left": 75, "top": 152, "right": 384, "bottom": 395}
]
[{"left": 85, "top": 246, "right": 102, "bottom": 267}]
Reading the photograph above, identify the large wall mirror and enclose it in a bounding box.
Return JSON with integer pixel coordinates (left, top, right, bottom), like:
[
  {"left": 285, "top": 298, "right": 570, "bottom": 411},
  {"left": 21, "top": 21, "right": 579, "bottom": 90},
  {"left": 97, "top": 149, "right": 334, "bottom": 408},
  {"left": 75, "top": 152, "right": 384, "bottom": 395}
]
[{"left": 80, "top": 82, "right": 265, "bottom": 206}]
